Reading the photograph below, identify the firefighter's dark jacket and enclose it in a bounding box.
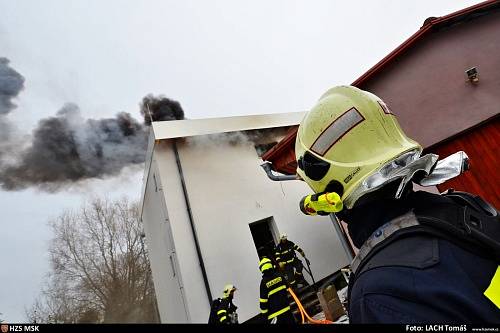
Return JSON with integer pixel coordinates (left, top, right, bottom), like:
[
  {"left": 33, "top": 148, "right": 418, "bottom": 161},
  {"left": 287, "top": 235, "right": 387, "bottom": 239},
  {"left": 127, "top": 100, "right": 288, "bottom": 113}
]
[
  {"left": 211, "top": 297, "right": 237, "bottom": 324},
  {"left": 275, "top": 240, "right": 302, "bottom": 264},
  {"left": 259, "top": 269, "right": 291, "bottom": 321},
  {"left": 341, "top": 190, "right": 500, "bottom": 323}
]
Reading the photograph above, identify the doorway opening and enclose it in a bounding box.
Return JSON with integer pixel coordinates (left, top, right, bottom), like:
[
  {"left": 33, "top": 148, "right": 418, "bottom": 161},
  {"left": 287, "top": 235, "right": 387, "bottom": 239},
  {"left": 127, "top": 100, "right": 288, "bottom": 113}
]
[{"left": 249, "top": 217, "right": 278, "bottom": 259}]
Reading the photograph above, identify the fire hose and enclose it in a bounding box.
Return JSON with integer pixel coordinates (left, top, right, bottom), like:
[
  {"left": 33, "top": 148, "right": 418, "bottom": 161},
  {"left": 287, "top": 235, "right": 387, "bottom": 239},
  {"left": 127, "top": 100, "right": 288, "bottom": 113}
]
[{"left": 287, "top": 288, "right": 333, "bottom": 324}]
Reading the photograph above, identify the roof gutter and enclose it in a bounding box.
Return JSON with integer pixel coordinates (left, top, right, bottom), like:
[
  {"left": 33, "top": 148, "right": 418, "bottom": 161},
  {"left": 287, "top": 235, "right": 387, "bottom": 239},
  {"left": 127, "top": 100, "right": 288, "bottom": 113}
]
[{"left": 260, "top": 162, "right": 298, "bottom": 181}]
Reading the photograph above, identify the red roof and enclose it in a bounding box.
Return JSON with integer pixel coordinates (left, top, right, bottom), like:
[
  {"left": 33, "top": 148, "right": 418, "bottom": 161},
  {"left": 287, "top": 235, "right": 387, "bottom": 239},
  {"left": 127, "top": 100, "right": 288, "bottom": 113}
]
[{"left": 262, "top": 0, "right": 500, "bottom": 175}]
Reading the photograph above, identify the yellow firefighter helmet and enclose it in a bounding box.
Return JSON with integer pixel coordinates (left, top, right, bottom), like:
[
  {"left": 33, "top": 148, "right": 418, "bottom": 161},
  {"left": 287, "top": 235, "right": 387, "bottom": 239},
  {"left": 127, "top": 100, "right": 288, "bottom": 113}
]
[
  {"left": 223, "top": 284, "right": 237, "bottom": 298},
  {"left": 259, "top": 257, "right": 273, "bottom": 273},
  {"left": 295, "top": 86, "right": 421, "bottom": 209}
]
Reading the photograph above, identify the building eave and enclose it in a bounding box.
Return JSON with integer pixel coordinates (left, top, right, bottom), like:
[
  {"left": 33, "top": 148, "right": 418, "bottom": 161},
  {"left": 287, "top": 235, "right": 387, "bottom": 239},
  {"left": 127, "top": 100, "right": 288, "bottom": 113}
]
[{"left": 151, "top": 112, "right": 306, "bottom": 140}]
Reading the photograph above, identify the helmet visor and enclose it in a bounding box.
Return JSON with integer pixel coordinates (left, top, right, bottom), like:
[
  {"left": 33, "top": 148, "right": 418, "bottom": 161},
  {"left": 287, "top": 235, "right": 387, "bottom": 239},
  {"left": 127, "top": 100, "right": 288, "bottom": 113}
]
[{"left": 298, "top": 152, "right": 330, "bottom": 181}]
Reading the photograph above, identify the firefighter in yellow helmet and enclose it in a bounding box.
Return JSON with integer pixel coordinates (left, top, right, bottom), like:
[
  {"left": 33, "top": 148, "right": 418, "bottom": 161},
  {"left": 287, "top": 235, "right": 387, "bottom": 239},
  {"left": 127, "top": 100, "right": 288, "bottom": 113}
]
[
  {"left": 295, "top": 86, "right": 500, "bottom": 323},
  {"left": 258, "top": 257, "right": 295, "bottom": 324},
  {"left": 208, "top": 284, "right": 238, "bottom": 324}
]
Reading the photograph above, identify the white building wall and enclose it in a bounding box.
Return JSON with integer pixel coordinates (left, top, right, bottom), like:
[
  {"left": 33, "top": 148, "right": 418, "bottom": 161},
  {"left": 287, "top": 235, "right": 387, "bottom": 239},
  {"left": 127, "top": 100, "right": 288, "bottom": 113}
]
[
  {"left": 151, "top": 135, "right": 351, "bottom": 322},
  {"left": 151, "top": 141, "right": 212, "bottom": 322}
]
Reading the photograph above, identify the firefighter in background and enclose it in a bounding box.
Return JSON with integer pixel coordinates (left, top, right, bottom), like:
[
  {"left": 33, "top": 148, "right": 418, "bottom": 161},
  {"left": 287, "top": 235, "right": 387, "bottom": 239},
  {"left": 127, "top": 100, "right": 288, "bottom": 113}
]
[
  {"left": 295, "top": 85, "right": 500, "bottom": 323},
  {"left": 274, "top": 233, "right": 309, "bottom": 288},
  {"left": 208, "top": 284, "right": 238, "bottom": 324},
  {"left": 258, "top": 241, "right": 277, "bottom": 266},
  {"left": 259, "top": 257, "right": 296, "bottom": 324}
]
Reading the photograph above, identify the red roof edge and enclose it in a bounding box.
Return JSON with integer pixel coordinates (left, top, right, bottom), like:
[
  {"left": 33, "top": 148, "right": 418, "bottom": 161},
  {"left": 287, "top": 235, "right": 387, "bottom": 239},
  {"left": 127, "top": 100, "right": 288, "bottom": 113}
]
[
  {"left": 261, "top": 126, "right": 298, "bottom": 163},
  {"left": 352, "top": 0, "right": 499, "bottom": 87}
]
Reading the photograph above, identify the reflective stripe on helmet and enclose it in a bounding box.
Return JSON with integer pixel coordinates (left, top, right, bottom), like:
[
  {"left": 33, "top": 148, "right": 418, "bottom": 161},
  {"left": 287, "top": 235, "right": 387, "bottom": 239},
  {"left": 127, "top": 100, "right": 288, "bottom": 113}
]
[
  {"left": 378, "top": 100, "right": 393, "bottom": 115},
  {"left": 310, "top": 107, "right": 364, "bottom": 156}
]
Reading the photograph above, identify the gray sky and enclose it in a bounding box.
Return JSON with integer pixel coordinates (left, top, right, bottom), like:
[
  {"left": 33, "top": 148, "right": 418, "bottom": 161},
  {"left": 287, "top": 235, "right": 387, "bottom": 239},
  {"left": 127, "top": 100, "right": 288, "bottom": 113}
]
[{"left": 0, "top": 0, "right": 481, "bottom": 322}]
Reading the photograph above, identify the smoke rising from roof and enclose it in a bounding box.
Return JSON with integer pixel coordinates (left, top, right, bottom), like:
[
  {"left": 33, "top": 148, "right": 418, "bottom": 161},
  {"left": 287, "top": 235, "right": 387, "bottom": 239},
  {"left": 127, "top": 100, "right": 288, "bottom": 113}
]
[
  {"left": 0, "top": 59, "right": 283, "bottom": 191},
  {"left": 0, "top": 59, "right": 185, "bottom": 191},
  {"left": 0, "top": 104, "right": 148, "bottom": 191},
  {"left": 185, "top": 127, "right": 291, "bottom": 150},
  {"left": 140, "top": 94, "right": 184, "bottom": 125}
]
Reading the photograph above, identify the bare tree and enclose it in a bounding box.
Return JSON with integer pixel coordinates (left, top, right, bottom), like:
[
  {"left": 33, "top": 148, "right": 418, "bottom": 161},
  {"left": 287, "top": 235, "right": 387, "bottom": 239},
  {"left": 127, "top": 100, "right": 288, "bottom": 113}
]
[{"left": 27, "top": 198, "right": 159, "bottom": 323}]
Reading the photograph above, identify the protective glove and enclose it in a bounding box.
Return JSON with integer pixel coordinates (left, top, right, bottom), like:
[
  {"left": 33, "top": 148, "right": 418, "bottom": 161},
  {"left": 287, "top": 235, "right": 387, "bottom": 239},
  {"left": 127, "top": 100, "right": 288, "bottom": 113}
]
[
  {"left": 278, "top": 262, "right": 285, "bottom": 270},
  {"left": 229, "top": 312, "right": 238, "bottom": 324}
]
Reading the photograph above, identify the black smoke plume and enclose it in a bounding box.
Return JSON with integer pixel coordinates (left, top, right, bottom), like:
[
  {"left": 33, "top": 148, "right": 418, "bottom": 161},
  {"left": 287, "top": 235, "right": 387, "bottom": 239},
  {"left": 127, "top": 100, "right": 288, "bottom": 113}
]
[
  {"left": 0, "top": 104, "right": 149, "bottom": 191},
  {"left": 140, "top": 94, "right": 184, "bottom": 125},
  {"left": 0, "top": 57, "right": 25, "bottom": 116},
  {"left": 0, "top": 57, "right": 25, "bottom": 144},
  {"left": 0, "top": 59, "right": 186, "bottom": 191}
]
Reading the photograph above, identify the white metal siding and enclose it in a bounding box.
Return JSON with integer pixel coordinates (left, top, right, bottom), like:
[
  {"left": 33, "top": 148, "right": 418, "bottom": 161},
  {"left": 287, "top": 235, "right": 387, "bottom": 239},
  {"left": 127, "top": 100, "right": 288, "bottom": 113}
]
[
  {"left": 153, "top": 142, "right": 212, "bottom": 323},
  {"left": 142, "top": 160, "right": 189, "bottom": 322}
]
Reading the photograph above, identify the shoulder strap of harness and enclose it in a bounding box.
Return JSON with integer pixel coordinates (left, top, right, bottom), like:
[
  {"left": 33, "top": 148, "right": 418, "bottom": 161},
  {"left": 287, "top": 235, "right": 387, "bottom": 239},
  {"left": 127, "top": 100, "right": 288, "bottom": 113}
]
[
  {"left": 348, "top": 190, "right": 500, "bottom": 305},
  {"left": 414, "top": 190, "right": 500, "bottom": 260},
  {"left": 352, "top": 190, "right": 500, "bottom": 275}
]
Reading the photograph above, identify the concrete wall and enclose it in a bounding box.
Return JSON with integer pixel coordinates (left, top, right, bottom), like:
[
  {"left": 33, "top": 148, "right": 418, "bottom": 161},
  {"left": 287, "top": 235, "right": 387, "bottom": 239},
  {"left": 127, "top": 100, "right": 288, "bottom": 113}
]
[
  {"left": 167, "top": 134, "right": 350, "bottom": 322},
  {"left": 360, "top": 10, "right": 500, "bottom": 147}
]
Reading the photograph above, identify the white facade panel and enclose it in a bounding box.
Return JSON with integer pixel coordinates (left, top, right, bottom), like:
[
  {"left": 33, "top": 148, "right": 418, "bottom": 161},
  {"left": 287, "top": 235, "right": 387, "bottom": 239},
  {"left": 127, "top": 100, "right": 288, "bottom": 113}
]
[
  {"left": 141, "top": 160, "right": 189, "bottom": 322},
  {"left": 152, "top": 142, "right": 212, "bottom": 322}
]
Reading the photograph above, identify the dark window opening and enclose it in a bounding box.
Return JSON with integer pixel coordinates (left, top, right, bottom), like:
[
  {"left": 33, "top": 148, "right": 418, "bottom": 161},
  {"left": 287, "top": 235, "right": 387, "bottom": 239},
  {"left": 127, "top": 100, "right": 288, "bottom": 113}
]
[{"left": 249, "top": 217, "right": 278, "bottom": 259}]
